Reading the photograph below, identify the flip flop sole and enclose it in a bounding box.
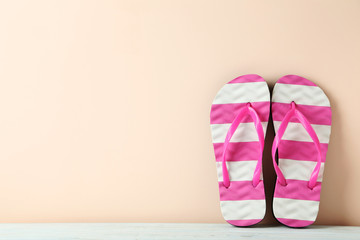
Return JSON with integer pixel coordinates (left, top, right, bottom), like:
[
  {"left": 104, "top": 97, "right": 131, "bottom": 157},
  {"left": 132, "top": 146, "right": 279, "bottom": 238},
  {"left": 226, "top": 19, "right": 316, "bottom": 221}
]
[
  {"left": 210, "top": 74, "right": 270, "bottom": 226},
  {"left": 271, "top": 75, "right": 332, "bottom": 227}
]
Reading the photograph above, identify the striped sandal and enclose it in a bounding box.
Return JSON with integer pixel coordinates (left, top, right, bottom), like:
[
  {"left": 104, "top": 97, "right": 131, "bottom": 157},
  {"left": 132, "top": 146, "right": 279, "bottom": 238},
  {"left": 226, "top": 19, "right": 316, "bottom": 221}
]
[
  {"left": 271, "top": 75, "right": 332, "bottom": 227},
  {"left": 210, "top": 74, "right": 270, "bottom": 226}
]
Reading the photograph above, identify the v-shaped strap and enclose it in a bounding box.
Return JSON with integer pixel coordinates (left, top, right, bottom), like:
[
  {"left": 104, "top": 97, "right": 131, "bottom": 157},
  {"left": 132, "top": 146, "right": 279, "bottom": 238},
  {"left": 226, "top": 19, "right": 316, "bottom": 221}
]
[
  {"left": 222, "top": 103, "right": 265, "bottom": 188},
  {"left": 272, "top": 102, "right": 322, "bottom": 189}
]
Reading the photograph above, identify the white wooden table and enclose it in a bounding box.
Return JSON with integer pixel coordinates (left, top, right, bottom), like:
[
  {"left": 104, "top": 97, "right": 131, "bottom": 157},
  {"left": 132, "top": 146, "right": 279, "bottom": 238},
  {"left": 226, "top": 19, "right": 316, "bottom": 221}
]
[{"left": 0, "top": 223, "right": 359, "bottom": 240}]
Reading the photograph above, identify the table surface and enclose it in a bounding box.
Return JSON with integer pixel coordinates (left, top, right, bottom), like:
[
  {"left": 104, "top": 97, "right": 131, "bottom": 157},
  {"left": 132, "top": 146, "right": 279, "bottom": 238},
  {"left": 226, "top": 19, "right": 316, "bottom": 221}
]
[{"left": 0, "top": 223, "right": 359, "bottom": 240}]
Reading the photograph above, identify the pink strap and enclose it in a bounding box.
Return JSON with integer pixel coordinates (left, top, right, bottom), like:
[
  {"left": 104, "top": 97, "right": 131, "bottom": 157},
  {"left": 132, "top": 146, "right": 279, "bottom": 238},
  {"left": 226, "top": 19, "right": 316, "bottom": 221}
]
[
  {"left": 272, "top": 102, "right": 322, "bottom": 189},
  {"left": 222, "top": 103, "right": 265, "bottom": 188}
]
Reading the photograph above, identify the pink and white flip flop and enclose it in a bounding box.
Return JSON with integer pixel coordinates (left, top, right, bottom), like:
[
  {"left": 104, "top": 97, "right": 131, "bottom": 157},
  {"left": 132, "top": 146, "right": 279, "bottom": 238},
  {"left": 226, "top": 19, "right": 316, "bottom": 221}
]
[
  {"left": 271, "top": 75, "right": 332, "bottom": 227},
  {"left": 210, "top": 74, "right": 270, "bottom": 226}
]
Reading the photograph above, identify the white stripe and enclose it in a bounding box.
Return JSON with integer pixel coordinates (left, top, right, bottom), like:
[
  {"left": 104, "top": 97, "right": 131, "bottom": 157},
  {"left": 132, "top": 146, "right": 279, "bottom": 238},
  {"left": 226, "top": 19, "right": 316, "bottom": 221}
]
[
  {"left": 273, "top": 198, "right": 319, "bottom": 221},
  {"left": 279, "top": 159, "right": 324, "bottom": 182},
  {"left": 273, "top": 121, "right": 331, "bottom": 144},
  {"left": 272, "top": 83, "right": 330, "bottom": 107},
  {"left": 217, "top": 161, "right": 263, "bottom": 182},
  {"left": 220, "top": 200, "right": 265, "bottom": 220},
  {"left": 211, "top": 122, "right": 267, "bottom": 143},
  {"left": 212, "top": 82, "right": 269, "bottom": 104}
]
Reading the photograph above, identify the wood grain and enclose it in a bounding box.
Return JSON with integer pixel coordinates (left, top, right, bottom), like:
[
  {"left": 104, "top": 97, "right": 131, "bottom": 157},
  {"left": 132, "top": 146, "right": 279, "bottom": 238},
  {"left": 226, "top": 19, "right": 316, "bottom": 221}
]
[{"left": 0, "top": 223, "right": 359, "bottom": 240}]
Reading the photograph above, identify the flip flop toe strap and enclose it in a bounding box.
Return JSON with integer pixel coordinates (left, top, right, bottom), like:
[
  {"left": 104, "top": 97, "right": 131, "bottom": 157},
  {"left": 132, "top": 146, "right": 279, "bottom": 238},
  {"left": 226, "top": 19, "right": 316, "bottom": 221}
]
[
  {"left": 222, "top": 103, "right": 265, "bottom": 188},
  {"left": 272, "top": 102, "right": 322, "bottom": 189}
]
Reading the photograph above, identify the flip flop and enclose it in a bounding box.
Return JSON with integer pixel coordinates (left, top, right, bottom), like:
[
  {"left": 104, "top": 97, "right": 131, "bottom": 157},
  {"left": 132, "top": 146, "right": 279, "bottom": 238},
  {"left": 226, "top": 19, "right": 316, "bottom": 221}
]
[
  {"left": 271, "top": 75, "right": 332, "bottom": 227},
  {"left": 210, "top": 74, "right": 270, "bottom": 226}
]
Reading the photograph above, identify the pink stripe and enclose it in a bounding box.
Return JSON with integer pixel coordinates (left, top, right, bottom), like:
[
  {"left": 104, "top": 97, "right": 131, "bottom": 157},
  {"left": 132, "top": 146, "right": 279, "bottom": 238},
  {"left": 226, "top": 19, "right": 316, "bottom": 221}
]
[
  {"left": 276, "top": 218, "right": 314, "bottom": 228},
  {"left": 226, "top": 219, "right": 263, "bottom": 226},
  {"left": 213, "top": 142, "right": 260, "bottom": 162},
  {"left": 211, "top": 102, "right": 270, "bottom": 124},
  {"left": 277, "top": 75, "right": 317, "bottom": 86},
  {"left": 272, "top": 102, "right": 331, "bottom": 125},
  {"left": 219, "top": 181, "right": 265, "bottom": 201},
  {"left": 228, "top": 74, "right": 264, "bottom": 83},
  {"left": 274, "top": 180, "right": 322, "bottom": 201},
  {"left": 278, "top": 140, "right": 328, "bottom": 162}
]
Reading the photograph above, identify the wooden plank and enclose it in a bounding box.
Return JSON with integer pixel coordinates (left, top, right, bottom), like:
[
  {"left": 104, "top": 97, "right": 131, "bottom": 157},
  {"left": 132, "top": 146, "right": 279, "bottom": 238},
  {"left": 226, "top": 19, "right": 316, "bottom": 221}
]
[{"left": 0, "top": 223, "right": 359, "bottom": 240}]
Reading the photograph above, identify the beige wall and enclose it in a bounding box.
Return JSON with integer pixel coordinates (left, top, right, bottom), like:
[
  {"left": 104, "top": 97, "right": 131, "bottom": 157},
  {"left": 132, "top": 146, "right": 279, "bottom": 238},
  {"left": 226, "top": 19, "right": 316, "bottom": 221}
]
[{"left": 0, "top": 0, "right": 359, "bottom": 225}]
